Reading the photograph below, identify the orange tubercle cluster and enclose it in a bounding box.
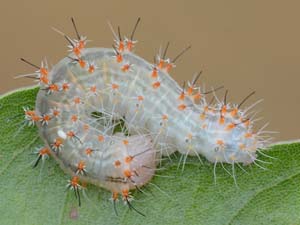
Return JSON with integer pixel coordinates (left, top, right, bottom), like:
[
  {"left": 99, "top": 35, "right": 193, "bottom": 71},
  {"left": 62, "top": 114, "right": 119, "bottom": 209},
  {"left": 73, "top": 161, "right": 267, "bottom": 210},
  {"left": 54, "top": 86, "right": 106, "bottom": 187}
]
[{"left": 76, "top": 161, "right": 86, "bottom": 174}]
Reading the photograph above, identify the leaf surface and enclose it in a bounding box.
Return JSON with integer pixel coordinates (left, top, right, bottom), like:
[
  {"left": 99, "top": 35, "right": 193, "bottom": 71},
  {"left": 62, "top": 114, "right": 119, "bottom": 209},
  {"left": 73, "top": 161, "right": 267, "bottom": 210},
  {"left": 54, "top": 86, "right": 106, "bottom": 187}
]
[{"left": 0, "top": 87, "right": 299, "bottom": 225}]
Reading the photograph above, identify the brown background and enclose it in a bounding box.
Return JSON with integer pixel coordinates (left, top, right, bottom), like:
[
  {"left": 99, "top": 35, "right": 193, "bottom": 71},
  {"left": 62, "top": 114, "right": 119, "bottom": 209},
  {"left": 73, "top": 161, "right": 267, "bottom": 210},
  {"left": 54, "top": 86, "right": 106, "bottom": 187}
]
[{"left": 1, "top": 0, "right": 299, "bottom": 142}]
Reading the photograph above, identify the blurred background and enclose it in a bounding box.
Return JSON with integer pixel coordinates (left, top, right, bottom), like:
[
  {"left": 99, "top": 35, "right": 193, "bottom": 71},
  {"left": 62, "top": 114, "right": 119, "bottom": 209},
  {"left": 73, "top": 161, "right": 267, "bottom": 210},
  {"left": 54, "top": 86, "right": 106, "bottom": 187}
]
[{"left": 0, "top": 0, "right": 299, "bottom": 141}]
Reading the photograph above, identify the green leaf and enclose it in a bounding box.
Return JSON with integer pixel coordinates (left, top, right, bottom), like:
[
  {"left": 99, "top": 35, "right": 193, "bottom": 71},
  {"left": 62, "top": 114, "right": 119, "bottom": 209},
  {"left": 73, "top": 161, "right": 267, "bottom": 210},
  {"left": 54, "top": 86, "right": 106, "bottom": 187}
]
[{"left": 0, "top": 87, "right": 299, "bottom": 225}]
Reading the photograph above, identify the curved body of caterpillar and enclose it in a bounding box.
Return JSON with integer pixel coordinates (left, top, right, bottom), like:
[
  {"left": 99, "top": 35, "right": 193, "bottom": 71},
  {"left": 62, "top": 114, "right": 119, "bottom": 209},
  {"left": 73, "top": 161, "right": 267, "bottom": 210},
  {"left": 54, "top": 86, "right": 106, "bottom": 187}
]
[{"left": 19, "top": 18, "right": 265, "bottom": 213}]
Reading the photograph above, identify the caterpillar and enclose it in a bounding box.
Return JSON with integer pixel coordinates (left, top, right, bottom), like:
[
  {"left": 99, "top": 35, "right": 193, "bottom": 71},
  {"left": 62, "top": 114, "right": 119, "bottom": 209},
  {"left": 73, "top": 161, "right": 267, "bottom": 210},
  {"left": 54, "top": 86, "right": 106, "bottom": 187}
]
[{"left": 18, "top": 18, "right": 267, "bottom": 216}]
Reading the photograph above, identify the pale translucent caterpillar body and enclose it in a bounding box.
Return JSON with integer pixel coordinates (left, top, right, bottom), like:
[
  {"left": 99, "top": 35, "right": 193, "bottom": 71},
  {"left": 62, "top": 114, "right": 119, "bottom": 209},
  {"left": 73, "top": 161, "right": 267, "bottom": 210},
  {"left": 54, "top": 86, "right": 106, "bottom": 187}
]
[{"left": 19, "top": 18, "right": 266, "bottom": 214}]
